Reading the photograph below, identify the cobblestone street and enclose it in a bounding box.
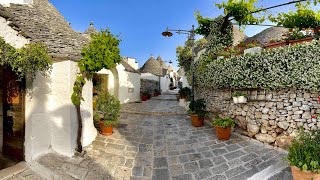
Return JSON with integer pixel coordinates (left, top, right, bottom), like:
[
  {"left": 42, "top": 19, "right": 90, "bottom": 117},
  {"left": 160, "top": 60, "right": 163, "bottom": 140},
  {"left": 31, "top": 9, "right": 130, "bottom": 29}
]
[{"left": 7, "top": 94, "right": 291, "bottom": 180}]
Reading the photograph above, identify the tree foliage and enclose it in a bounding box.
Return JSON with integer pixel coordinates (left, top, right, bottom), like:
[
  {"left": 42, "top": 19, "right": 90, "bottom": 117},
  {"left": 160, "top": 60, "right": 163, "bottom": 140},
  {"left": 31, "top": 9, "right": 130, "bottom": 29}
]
[
  {"left": 195, "top": 12, "right": 214, "bottom": 37},
  {"left": 71, "top": 28, "right": 121, "bottom": 153},
  {"left": 176, "top": 38, "right": 207, "bottom": 73},
  {"left": 215, "top": 0, "right": 265, "bottom": 26},
  {"left": 0, "top": 37, "right": 52, "bottom": 81},
  {"left": 72, "top": 29, "right": 121, "bottom": 106},
  {"left": 269, "top": 3, "right": 320, "bottom": 29}
]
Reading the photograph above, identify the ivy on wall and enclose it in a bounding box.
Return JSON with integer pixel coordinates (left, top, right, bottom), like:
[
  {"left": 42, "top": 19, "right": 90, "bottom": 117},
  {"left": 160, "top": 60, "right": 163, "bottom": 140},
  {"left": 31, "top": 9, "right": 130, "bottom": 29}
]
[
  {"left": 0, "top": 37, "right": 52, "bottom": 80},
  {"left": 197, "top": 41, "right": 320, "bottom": 90}
]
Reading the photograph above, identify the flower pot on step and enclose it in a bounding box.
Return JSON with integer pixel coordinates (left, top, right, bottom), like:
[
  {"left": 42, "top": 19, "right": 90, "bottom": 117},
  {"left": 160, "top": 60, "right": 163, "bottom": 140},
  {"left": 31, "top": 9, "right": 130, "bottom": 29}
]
[
  {"left": 214, "top": 126, "right": 231, "bottom": 140},
  {"left": 291, "top": 166, "right": 320, "bottom": 180},
  {"left": 99, "top": 121, "right": 113, "bottom": 135},
  {"left": 190, "top": 114, "right": 204, "bottom": 127},
  {"left": 141, "top": 95, "right": 148, "bottom": 101}
]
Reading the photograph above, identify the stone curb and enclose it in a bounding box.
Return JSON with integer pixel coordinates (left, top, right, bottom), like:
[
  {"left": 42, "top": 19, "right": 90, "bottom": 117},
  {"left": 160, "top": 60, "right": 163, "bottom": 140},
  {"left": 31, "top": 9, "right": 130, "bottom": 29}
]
[
  {"left": 0, "top": 162, "right": 27, "bottom": 180},
  {"left": 120, "top": 110, "right": 187, "bottom": 116}
]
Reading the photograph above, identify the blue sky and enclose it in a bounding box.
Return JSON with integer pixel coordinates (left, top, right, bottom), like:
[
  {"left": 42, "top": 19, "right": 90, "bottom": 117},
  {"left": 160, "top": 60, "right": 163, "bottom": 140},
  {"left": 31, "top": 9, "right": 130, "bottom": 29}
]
[{"left": 49, "top": 0, "right": 319, "bottom": 69}]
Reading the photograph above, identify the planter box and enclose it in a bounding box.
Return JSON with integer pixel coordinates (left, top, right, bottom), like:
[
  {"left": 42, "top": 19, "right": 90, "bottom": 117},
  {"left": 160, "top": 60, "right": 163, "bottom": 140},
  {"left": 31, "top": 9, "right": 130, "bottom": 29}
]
[
  {"left": 233, "top": 96, "right": 247, "bottom": 104},
  {"left": 244, "top": 47, "right": 262, "bottom": 55},
  {"left": 265, "top": 41, "right": 286, "bottom": 49},
  {"left": 238, "top": 96, "right": 247, "bottom": 103},
  {"left": 287, "top": 37, "right": 313, "bottom": 45}
]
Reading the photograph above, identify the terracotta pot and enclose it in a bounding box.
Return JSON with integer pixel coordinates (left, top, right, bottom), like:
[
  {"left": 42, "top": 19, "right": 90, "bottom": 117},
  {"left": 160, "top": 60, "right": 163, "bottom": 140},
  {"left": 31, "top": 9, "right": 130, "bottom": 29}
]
[
  {"left": 190, "top": 114, "right": 204, "bottom": 127},
  {"left": 99, "top": 121, "right": 113, "bottom": 135},
  {"left": 265, "top": 41, "right": 286, "bottom": 49},
  {"left": 291, "top": 166, "right": 320, "bottom": 180},
  {"left": 215, "top": 126, "right": 231, "bottom": 140},
  {"left": 141, "top": 95, "right": 148, "bottom": 101},
  {"left": 287, "top": 37, "right": 313, "bottom": 45}
]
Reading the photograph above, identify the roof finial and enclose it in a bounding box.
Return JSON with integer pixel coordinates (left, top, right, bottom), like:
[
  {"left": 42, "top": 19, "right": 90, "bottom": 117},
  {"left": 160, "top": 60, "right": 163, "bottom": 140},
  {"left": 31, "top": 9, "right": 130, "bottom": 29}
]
[
  {"left": 90, "top": 21, "right": 94, "bottom": 26},
  {"left": 150, "top": 54, "right": 153, "bottom": 57}
]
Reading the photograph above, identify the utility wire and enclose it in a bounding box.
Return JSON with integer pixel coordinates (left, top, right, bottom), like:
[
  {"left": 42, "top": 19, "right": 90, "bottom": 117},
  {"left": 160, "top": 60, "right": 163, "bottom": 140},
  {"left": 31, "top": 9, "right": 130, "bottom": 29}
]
[
  {"left": 251, "top": 0, "right": 307, "bottom": 14},
  {"left": 229, "top": 0, "right": 308, "bottom": 21},
  {"left": 232, "top": 23, "right": 283, "bottom": 27}
]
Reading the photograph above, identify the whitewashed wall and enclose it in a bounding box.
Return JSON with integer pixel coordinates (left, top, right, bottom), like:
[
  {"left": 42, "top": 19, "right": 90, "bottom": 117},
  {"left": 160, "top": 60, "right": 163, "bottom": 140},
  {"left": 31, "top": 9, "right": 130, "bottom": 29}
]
[
  {"left": 0, "top": 17, "right": 29, "bottom": 48},
  {"left": 98, "top": 64, "right": 140, "bottom": 104},
  {"left": 141, "top": 73, "right": 159, "bottom": 82},
  {"left": 0, "top": 15, "right": 96, "bottom": 163},
  {"left": 25, "top": 61, "right": 96, "bottom": 162},
  {"left": 0, "top": 0, "right": 32, "bottom": 6},
  {"left": 160, "top": 76, "right": 170, "bottom": 93},
  {"left": 180, "top": 76, "right": 190, "bottom": 88},
  {"left": 117, "top": 65, "right": 140, "bottom": 103}
]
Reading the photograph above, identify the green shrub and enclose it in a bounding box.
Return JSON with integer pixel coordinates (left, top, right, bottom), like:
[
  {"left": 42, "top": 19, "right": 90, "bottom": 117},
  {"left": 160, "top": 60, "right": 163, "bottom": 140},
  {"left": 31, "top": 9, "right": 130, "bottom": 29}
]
[
  {"left": 179, "top": 87, "right": 192, "bottom": 100},
  {"left": 196, "top": 40, "right": 320, "bottom": 90},
  {"left": 287, "top": 130, "right": 320, "bottom": 173},
  {"left": 94, "top": 92, "right": 121, "bottom": 127},
  {"left": 211, "top": 117, "right": 235, "bottom": 128},
  {"left": 188, "top": 99, "right": 206, "bottom": 118}
]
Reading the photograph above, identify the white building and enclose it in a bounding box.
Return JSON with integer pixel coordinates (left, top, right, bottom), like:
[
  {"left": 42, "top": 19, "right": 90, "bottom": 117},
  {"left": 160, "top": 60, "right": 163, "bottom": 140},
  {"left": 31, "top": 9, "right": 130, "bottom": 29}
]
[
  {"left": 139, "top": 56, "right": 179, "bottom": 93},
  {"left": 0, "top": 0, "right": 140, "bottom": 170},
  {"left": 84, "top": 24, "right": 141, "bottom": 104}
]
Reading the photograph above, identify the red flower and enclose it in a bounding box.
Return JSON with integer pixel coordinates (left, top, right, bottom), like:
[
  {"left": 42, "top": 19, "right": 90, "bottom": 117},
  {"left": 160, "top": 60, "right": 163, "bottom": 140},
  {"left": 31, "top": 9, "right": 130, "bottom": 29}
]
[{"left": 312, "top": 115, "right": 317, "bottom": 119}]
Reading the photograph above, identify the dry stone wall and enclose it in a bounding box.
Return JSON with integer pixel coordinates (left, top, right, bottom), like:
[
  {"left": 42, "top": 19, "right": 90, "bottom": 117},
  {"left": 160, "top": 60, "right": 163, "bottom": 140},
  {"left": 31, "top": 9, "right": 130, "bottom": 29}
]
[
  {"left": 140, "top": 79, "right": 159, "bottom": 95},
  {"left": 196, "top": 87, "right": 320, "bottom": 148}
]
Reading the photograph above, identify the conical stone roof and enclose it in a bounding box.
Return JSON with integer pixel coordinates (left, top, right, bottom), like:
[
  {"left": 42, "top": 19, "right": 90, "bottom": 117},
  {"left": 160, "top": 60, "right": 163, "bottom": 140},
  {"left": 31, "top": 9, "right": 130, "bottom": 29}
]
[
  {"left": 84, "top": 22, "right": 98, "bottom": 35},
  {"left": 140, "top": 56, "right": 162, "bottom": 76},
  {"left": 156, "top": 56, "right": 168, "bottom": 69},
  {"left": 246, "top": 27, "right": 288, "bottom": 45}
]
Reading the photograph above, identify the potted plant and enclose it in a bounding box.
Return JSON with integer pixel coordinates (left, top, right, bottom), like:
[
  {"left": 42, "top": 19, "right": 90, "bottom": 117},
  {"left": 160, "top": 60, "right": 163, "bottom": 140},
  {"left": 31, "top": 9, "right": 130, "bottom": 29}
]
[
  {"left": 211, "top": 117, "right": 235, "bottom": 140},
  {"left": 188, "top": 99, "right": 206, "bottom": 127},
  {"left": 154, "top": 89, "right": 160, "bottom": 96},
  {"left": 286, "top": 129, "right": 320, "bottom": 180},
  {"left": 141, "top": 91, "right": 149, "bottom": 101},
  {"left": 232, "top": 92, "right": 248, "bottom": 104},
  {"left": 179, "top": 87, "right": 191, "bottom": 100},
  {"left": 94, "top": 92, "right": 121, "bottom": 136}
]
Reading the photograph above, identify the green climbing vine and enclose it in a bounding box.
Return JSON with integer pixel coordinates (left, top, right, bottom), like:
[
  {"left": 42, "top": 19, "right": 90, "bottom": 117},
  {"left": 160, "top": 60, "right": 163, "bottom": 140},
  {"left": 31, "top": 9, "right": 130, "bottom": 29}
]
[
  {"left": 0, "top": 37, "right": 52, "bottom": 81},
  {"left": 71, "top": 29, "right": 121, "bottom": 153}
]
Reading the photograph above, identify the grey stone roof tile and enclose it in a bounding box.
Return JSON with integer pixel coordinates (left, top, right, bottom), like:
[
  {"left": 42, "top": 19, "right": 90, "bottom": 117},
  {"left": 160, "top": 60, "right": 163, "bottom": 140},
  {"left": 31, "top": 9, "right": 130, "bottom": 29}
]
[{"left": 0, "top": 0, "right": 89, "bottom": 61}]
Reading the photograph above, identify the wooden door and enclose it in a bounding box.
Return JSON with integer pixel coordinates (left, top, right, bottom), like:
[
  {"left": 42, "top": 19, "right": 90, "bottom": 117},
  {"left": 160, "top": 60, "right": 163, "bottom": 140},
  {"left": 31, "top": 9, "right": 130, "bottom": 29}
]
[{"left": 2, "top": 67, "right": 25, "bottom": 161}]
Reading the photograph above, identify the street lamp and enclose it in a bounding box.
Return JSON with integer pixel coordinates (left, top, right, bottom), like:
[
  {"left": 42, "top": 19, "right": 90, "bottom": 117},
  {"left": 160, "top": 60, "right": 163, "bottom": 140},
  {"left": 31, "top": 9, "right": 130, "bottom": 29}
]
[{"left": 162, "top": 25, "right": 196, "bottom": 101}]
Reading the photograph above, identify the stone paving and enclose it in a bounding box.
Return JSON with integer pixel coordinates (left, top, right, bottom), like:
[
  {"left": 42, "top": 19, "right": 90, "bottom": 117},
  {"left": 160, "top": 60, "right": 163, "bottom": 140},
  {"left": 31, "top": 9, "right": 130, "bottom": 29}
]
[{"left": 6, "top": 94, "right": 291, "bottom": 180}]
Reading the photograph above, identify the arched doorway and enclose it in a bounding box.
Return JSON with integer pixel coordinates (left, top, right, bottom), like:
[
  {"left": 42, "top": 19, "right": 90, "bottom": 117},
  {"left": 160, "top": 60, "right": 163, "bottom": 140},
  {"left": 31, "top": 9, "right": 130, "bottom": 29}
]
[{"left": 94, "top": 67, "right": 119, "bottom": 99}]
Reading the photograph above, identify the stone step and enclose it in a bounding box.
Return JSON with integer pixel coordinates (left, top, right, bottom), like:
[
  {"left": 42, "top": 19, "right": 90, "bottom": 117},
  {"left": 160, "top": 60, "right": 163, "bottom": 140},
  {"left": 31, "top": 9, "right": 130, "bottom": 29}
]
[{"left": 248, "top": 160, "right": 290, "bottom": 180}]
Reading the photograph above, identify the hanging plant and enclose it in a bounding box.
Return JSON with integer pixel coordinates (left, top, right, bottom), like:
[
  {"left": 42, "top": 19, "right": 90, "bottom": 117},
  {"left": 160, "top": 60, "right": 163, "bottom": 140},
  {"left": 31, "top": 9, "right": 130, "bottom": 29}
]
[{"left": 0, "top": 37, "right": 52, "bottom": 81}]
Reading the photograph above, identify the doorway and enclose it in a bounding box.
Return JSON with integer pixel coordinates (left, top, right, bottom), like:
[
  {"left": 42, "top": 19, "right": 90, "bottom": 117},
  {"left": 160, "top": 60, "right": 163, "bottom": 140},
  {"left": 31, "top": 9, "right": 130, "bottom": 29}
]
[{"left": 0, "top": 66, "right": 25, "bottom": 169}]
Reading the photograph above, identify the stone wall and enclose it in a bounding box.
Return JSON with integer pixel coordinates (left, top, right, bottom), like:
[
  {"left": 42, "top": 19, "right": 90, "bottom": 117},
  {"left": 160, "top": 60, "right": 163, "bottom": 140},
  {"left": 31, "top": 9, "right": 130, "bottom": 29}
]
[
  {"left": 140, "top": 79, "right": 159, "bottom": 95},
  {"left": 196, "top": 88, "right": 320, "bottom": 148}
]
